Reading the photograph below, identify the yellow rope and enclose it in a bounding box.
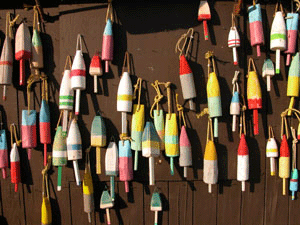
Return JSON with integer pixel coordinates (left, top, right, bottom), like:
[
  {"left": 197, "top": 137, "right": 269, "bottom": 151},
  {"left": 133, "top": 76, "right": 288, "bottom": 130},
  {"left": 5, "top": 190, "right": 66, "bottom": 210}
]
[
  {"left": 176, "top": 94, "right": 186, "bottom": 127},
  {"left": 122, "top": 51, "right": 131, "bottom": 74},
  {"left": 150, "top": 80, "right": 164, "bottom": 118},
  {"left": 175, "top": 28, "right": 194, "bottom": 59},
  {"left": 10, "top": 123, "right": 21, "bottom": 147},
  {"left": 6, "top": 12, "right": 19, "bottom": 39},
  {"left": 133, "top": 78, "right": 143, "bottom": 112}
]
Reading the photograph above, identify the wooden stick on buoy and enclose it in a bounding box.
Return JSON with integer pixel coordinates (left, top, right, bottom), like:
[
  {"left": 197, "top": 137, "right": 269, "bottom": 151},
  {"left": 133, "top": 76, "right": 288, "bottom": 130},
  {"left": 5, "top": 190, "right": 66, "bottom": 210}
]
[
  {"left": 247, "top": 58, "right": 262, "bottom": 135},
  {"left": 248, "top": 2, "right": 264, "bottom": 56},
  {"left": 230, "top": 71, "right": 240, "bottom": 132},
  {"left": 91, "top": 113, "right": 106, "bottom": 174},
  {"left": 266, "top": 126, "right": 278, "bottom": 176},
  {"left": 198, "top": 1, "right": 211, "bottom": 40},
  {"left": 67, "top": 118, "right": 82, "bottom": 186},
  {"left": 270, "top": 3, "right": 286, "bottom": 74},
  {"left": 59, "top": 56, "right": 74, "bottom": 135},
  {"left": 262, "top": 59, "right": 275, "bottom": 92},
  {"left": 102, "top": 2, "right": 114, "bottom": 73},
  {"left": 105, "top": 139, "right": 118, "bottom": 202},
  {"left": 71, "top": 34, "right": 86, "bottom": 116}
]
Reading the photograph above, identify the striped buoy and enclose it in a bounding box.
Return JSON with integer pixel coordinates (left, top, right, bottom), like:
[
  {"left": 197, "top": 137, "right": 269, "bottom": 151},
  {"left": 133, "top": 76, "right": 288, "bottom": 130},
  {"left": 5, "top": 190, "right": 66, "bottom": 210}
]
[
  {"left": 105, "top": 140, "right": 118, "bottom": 202},
  {"left": 31, "top": 29, "right": 43, "bottom": 69},
  {"left": 247, "top": 58, "right": 262, "bottom": 135},
  {"left": 22, "top": 110, "right": 37, "bottom": 160},
  {"left": 230, "top": 91, "right": 240, "bottom": 132},
  {"left": 52, "top": 126, "right": 67, "bottom": 191},
  {"left": 119, "top": 140, "right": 133, "bottom": 193},
  {"left": 142, "top": 121, "right": 160, "bottom": 186},
  {"left": 91, "top": 115, "right": 106, "bottom": 174},
  {"left": 131, "top": 104, "right": 145, "bottom": 171},
  {"left": 150, "top": 190, "right": 162, "bottom": 225},
  {"left": 266, "top": 136, "right": 278, "bottom": 176},
  {"left": 0, "top": 129, "right": 8, "bottom": 179},
  {"left": 203, "top": 139, "right": 218, "bottom": 193},
  {"left": 290, "top": 169, "right": 298, "bottom": 200},
  {"left": 71, "top": 34, "right": 86, "bottom": 116},
  {"left": 89, "top": 51, "right": 103, "bottom": 93},
  {"left": 0, "top": 37, "right": 13, "bottom": 101},
  {"left": 59, "top": 57, "right": 74, "bottom": 135},
  {"left": 237, "top": 133, "right": 249, "bottom": 192},
  {"left": 279, "top": 134, "right": 290, "bottom": 195},
  {"left": 10, "top": 143, "right": 20, "bottom": 192},
  {"left": 179, "top": 126, "right": 192, "bottom": 178},
  {"left": 40, "top": 99, "right": 51, "bottom": 166},
  {"left": 179, "top": 55, "right": 196, "bottom": 110},
  {"left": 154, "top": 110, "right": 165, "bottom": 151},
  {"left": 287, "top": 52, "right": 300, "bottom": 115},
  {"left": 102, "top": 18, "right": 113, "bottom": 73},
  {"left": 117, "top": 71, "right": 133, "bottom": 136},
  {"left": 15, "top": 22, "right": 31, "bottom": 86},
  {"left": 198, "top": 0, "right": 211, "bottom": 40},
  {"left": 100, "top": 190, "right": 113, "bottom": 225},
  {"left": 83, "top": 152, "right": 94, "bottom": 223},
  {"left": 248, "top": 3, "right": 264, "bottom": 56},
  {"left": 165, "top": 113, "right": 179, "bottom": 176},
  {"left": 67, "top": 118, "right": 82, "bottom": 186},
  {"left": 207, "top": 71, "right": 222, "bottom": 138},
  {"left": 228, "top": 26, "right": 240, "bottom": 65},
  {"left": 270, "top": 9, "right": 286, "bottom": 74},
  {"left": 285, "top": 13, "right": 298, "bottom": 66}
]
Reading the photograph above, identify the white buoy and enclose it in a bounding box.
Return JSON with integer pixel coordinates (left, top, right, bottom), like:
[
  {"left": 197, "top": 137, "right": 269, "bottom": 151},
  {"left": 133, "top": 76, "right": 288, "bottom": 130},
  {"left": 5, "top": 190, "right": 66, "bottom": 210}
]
[
  {"left": 228, "top": 26, "right": 240, "bottom": 65},
  {"left": 237, "top": 134, "right": 249, "bottom": 191}
]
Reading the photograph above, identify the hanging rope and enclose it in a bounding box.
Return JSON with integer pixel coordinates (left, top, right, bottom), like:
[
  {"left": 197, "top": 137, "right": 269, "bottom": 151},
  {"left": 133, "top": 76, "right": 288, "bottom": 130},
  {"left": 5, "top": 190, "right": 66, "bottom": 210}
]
[
  {"left": 248, "top": 58, "right": 257, "bottom": 74},
  {"left": 157, "top": 82, "right": 172, "bottom": 120},
  {"left": 6, "top": 12, "right": 19, "bottom": 39},
  {"left": 42, "top": 155, "right": 51, "bottom": 198},
  {"left": 64, "top": 55, "right": 72, "bottom": 71},
  {"left": 10, "top": 123, "right": 21, "bottom": 147},
  {"left": 56, "top": 111, "right": 64, "bottom": 129},
  {"left": 232, "top": 71, "right": 240, "bottom": 95},
  {"left": 176, "top": 94, "right": 186, "bottom": 127},
  {"left": 268, "top": 126, "right": 275, "bottom": 140},
  {"left": 33, "top": 6, "right": 41, "bottom": 32},
  {"left": 105, "top": 2, "right": 114, "bottom": 22},
  {"left": 291, "top": 127, "right": 298, "bottom": 170},
  {"left": 133, "top": 78, "right": 143, "bottom": 112},
  {"left": 150, "top": 80, "right": 164, "bottom": 118},
  {"left": 274, "top": 2, "right": 285, "bottom": 17},
  {"left": 41, "top": 77, "right": 48, "bottom": 102},
  {"left": 231, "top": 13, "right": 236, "bottom": 27},
  {"left": 122, "top": 51, "right": 131, "bottom": 74},
  {"left": 280, "top": 107, "right": 300, "bottom": 139},
  {"left": 76, "top": 34, "right": 83, "bottom": 51},
  {"left": 205, "top": 51, "right": 216, "bottom": 75},
  {"left": 253, "top": 0, "right": 256, "bottom": 6},
  {"left": 239, "top": 95, "right": 247, "bottom": 137},
  {"left": 175, "top": 28, "right": 194, "bottom": 59},
  {"left": 206, "top": 118, "right": 214, "bottom": 142},
  {"left": 119, "top": 135, "right": 132, "bottom": 145}
]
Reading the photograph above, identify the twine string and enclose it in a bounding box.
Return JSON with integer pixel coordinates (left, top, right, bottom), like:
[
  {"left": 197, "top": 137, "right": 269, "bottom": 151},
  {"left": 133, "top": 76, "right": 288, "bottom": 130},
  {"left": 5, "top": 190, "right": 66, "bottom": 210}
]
[
  {"left": 133, "top": 78, "right": 143, "bottom": 112},
  {"left": 122, "top": 51, "right": 131, "bottom": 74},
  {"left": 175, "top": 28, "right": 194, "bottom": 59},
  {"left": 150, "top": 80, "right": 164, "bottom": 118},
  {"left": 176, "top": 94, "right": 186, "bottom": 127}
]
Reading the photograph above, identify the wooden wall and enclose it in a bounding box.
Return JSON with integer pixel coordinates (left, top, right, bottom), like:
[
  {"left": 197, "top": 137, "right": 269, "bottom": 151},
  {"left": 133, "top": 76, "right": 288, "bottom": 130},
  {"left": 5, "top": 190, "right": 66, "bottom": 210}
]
[{"left": 0, "top": 1, "right": 299, "bottom": 224}]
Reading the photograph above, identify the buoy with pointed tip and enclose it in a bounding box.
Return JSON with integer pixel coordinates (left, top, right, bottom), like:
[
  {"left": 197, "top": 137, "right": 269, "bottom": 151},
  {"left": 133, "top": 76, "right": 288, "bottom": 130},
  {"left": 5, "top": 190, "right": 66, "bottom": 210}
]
[
  {"left": 203, "top": 139, "right": 218, "bottom": 193},
  {"left": 279, "top": 134, "right": 290, "bottom": 195},
  {"left": 151, "top": 190, "right": 162, "bottom": 225},
  {"left": 59, "top": 60, "right": 74, "bottom": 135},
  {"left": 179, "top": 126, "right": 192, "bottom": 178},
  {"left": 71, "top": 34, "right": 86, "bottom": 116},
  {"left": 15, "top": 22, "right": 31, "bottom": 86},
  {"left": 228, "top": 26, "right": 240, "bottom": 65},
  {"left": 67, "top": 118, "right": 82, "bottom": 186},
  {"left": 142, "top": 121, "right": 160, "bottom": 186},
  {"left": 154, "top": 109, "right": 165, "bottom": 151},
  {"left": 105, "top": 141, "right": 118, "bottom": 202},
  {"left": 91, "top": 115, "right": 106, "bottom": 174},
  {"left": 0, "top": 36, "right": 13, "bottom": 101},
  {"left": 198, "top": 0, "right": 211, "bottom": 40},
  {"left": 207, "top": 71, "right": 222, "bottom": 138},
  {"left": 179, "top": 55, "right": 196, "bottom": 110},
  {"left": 131, "top": 104, "right": 145, "bottom": 171},
  {"left": 266, "top": 137, "right": 278, "bottom": 176},
  {"left": 52, "top": 126, "right": 67, "bottom": 191},
  {"left": 285, "top": 13, "right": 298, "bottom": 66},
  {"left": 230, "top": 91, "right": 240, "bottom": 132},
  {"left": 40, "top": 99, "right": 51, "bottom": 167},
  {"left": 119, "top": 140, "right": 133, "bottom": 193},
  {"left": 102, "top": 18, "right": 113, "bottom": 73},
  {"left": 10, "top": 143, "right": 20, "bottom": 192},
  {"left": 0, "top": 130, "right": 8, "bottom": 179},
  {"left": 287, "top": 52, "right": 300, "bottom": 116},
  {"left": 100, "top": 189, "right": 113, "bottom": 225},
  {"left": 31, "top": 28, "right": 43, "bottom": 69},
  {"left": 89, "top": 51, "right": 103, "bottom": 93},
  {"left": 83, "top": 154, "right": 94, "bottom": 223},
  {"left": 248, "top": 3, "right": 264, "bottom": 56},
  {"left": 22, "top": 110, "right": 37, "bottom": 160},
  {"left": 270, "top": 10, "right": 286, "bottom": 74},
  {"left": 165, "top": 113, "right": 179, "bottom": 176},
  {"left": 237, "top": 133, "right": 249, "bottom": 192},
  {"left": 262, "top": 59, "right": 275, "bottom": 92},
  {"left": 247, "top": 59, "right": 262, "bottom": 135},
  {"left": 117, "top": 72, "right": 133, "bottom": 136},
  {"left": 290, "top": 169, "right": 298, "bottom": 200}
]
